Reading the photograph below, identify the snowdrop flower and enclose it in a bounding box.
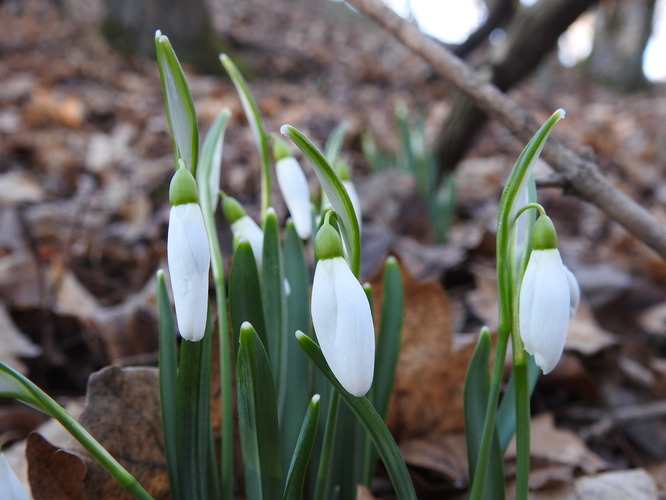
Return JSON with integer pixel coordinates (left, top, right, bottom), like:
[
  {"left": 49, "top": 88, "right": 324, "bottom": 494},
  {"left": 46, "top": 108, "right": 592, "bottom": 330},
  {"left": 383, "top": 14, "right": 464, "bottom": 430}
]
[
  {"left": 274, "top": 141, "right": 312, "bottom": 239},
  {"left": 0, "top": 452, "right": 28, "bottom": 500},
  {"left": 311, "top": 214, "right": 375, "bottom": 397},
  {"left": 519, "top": 215, "right": 576, "bottom": 374},
  {"left": 223, "top": 195, "right": 264, "bottom": 269},
  {"left": 167, "top": 166, "right": 211, "bottom": 342}
]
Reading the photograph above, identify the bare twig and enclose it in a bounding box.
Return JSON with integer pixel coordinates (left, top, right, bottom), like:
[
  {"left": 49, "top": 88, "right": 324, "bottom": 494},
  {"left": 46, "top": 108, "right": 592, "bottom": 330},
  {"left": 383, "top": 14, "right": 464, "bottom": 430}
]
[{"left": 346, "top": 0, "right": 666, "bottom": 259}]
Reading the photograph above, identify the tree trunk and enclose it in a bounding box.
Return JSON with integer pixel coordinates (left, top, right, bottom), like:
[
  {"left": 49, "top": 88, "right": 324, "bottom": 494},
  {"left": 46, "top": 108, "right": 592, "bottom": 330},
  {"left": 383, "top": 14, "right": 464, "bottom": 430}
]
[
  {"left": 434, "top": 0, "right": 598, "bottom": 176},
  {"left": 101, "top": 0, "right": 223, "bottom": 72},
  {"left": 585, "top": 0, "right": 656, "bottom": 92}
]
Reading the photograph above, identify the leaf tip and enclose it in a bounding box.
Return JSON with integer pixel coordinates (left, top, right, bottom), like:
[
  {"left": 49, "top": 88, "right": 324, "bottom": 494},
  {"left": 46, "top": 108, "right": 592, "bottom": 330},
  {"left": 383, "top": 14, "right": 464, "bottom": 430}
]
[{"left": 280, "top": 124, "right": 292, "bottom": 136}]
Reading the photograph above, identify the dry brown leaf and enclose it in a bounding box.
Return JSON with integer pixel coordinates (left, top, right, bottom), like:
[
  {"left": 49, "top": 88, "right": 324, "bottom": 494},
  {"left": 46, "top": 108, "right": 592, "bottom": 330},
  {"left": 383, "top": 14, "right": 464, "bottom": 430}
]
[
  {"left": 70, "top": 365, "right": 169, "bottom": 499},
  {"left": 507, "top": 413, "right": 610, "bottom": 477},
  {"left": 27, "top": 432, "right": 87, "bottom": 500},
  {"left": 377, "top": 264, "right": 476, "bottom": 439},
  {"left": 566, "top": 302, "right": 618, "bottom": 356},
  {"left": 0, "top": 171, "right": 44, "bottom": 205},
  {"left": 573, "top": 469, "right": 657, "bottom": 499},
  {"left": 0, "top": 301, "right": 41, "bottom": 372},
  {"left": 399, "top": 433, "right": 468, "bottom": 489}
]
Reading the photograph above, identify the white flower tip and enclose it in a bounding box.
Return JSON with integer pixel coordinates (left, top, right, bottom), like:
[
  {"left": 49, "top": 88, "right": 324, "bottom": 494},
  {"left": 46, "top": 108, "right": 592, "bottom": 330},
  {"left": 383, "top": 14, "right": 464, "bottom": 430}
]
[
  {"left": 266, "top": 206, "right": 276, "bottom": 216},
  {"left": 241, "top": 321, "right": 253, "bottom": 331},
  {"left": 156, "top": 268, "right": 164, "bottom": 278},
  {"left": 155, "top": 29, "right": 162, "bottom": 39},
  {"left": 295, "top": 330, "right": 306, "bottom": 340},
  {"left": 311, "top": 394, "right": 321, "bottom": 404},
  {"left": 279, "top": 124, "right": 291, "bottom": 135},
  {"left": 556, "top": 108, "right": 566, "bottom": 120}
]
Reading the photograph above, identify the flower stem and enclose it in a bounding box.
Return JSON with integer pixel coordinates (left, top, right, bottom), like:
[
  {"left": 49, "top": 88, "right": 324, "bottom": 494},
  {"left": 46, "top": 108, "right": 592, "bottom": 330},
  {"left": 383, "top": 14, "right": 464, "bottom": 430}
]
[
  {"left": 314, "top": 390, "right": 340, "bottom": 500},
  {"left": 513, "top": 358, "right": 530, "bottom": 500}
]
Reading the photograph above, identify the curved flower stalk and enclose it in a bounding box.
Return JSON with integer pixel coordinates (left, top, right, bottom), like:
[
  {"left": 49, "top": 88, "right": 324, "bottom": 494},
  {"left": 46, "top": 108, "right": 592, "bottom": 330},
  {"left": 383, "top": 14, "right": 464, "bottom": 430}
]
[
  {"left": 519, "top": 215, "right": 578, "bottom": 374},
  {"left": 0, "top": 452, "right": 28, "bottom": 500},
  {"left": 311, "top": 214, "right": 375, "bottom": 397},
  {"left": 167, "top": 164, "right": 211, "bottom": 342},
  {"left": 274, "top": 140, "right": 312, "bottom": 239},
  {"left": 223, "top": 195, "right": 264, "bottom": 268}
]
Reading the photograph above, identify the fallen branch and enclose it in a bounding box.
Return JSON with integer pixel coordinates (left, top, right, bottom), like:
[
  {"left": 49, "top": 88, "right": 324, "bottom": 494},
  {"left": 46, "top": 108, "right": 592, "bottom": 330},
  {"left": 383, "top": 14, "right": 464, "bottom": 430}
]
[{"left": 346, "top": 0, "right": 666, "bottom": 259}]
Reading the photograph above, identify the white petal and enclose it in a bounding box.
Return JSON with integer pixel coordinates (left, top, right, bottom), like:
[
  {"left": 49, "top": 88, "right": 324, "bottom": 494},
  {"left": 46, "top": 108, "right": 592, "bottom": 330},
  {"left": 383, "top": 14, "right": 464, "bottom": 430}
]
[
  {"left": 167, "top": 204, "right": 211, "bottom": 341},
  {"left": 564, "top": 265, "right": 580, "bottom": 317},
  {"left": 311, "top": 257, "right": 375, "bottom": 396},
  {"left": 231, "top": 215, "right": 264, "bottom": 268},
  {"left": 519, "top": 249, "right": 570, "bottom": 374},
  {"left": 276, "top": 157, "right": 312, "bottom": 239},
  {"left": 0, "top": 453, "right": 29, "bottom": 500},
  {"left": 342, "top": 180, "right": 362, "bottom": 233}
]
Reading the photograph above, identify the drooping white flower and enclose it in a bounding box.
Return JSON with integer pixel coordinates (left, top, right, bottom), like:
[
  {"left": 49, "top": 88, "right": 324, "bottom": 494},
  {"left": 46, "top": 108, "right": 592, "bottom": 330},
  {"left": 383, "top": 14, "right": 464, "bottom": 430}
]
[
  {"left": 311, "top": 218, "right": 375, "bottom": 397},
  {"left": 167, "top": 165, "right": 210, "bottom": 342},
  {"left": 168, "top": 203, "right": 211, "bottom": 342},
  {"left": 231, "top": 215, "right": 264, "bottom": 268},
  {"left": 518, "top": 215, "right": 574, "bottom": 374},
  {"left": 276, "top": 156, "right": 312, "bottom": 239},
  {"left": 0, "top": 452, "right": 29, "bottom": 500},
  {"left": 519, "top": 248, "right": 571, "bottom": 374},
  {"left": 223, "top": 195, "right": 264, "bottom": 269}
]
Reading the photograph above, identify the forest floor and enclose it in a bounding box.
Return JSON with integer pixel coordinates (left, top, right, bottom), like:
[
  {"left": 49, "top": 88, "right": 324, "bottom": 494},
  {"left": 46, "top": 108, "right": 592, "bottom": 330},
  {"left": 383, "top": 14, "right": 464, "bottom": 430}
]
[{"left": 1, "top": 0, "right": 666, "bottom": 498}]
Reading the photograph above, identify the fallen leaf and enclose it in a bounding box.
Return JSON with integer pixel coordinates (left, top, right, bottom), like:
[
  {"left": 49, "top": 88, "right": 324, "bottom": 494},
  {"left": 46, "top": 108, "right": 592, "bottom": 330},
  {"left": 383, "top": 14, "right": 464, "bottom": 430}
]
[
  {"left": 506, "top": 413, "right": 610, "bottom": 477},
  {"left": 0, "top": 301, "right": 41, "bottom": 372},
  {"left": 399, "top": 433, "right": 468, "bottom": 490},
  {"left": 27, "top": 432, "right": 86, "bottom": 500},
  {"left": 573, "top": 469, "right": 657, "bottom": 499},
  {"left": 0, "top": 171, "right": 44, "bottom": 205},
  {"left": 72, "top": 365, "right": 169, "bottom": 499}
]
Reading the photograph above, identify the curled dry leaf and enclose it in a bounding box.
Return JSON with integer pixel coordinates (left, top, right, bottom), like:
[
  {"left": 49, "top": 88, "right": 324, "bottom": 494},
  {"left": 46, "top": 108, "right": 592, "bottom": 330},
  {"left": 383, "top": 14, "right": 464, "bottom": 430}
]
[
  {"left": 27, "top": 432, "right": 86, "bottom": 500},
  {"left": 26, "top": 366, "right": 169, "bottom": 500},
  {"left": 375, "top": 262, "right": 477, "bottom": 439},
  {"left": 506, "top": 413, "right": 611, "bottom": 489}
]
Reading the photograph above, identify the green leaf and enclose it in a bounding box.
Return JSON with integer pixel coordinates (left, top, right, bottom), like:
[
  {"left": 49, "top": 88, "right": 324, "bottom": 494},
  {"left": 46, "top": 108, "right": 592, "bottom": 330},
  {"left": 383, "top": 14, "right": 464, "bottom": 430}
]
[
  {"left": 283, "top": 395, "right": 321, "bottom": 500},
  {"left": 156, "top": 271, "right": 179, "bottom": 498},
  {"left": 324, "top": 122, "right": 348, "bottom": 165},
  {"left": 0, "top": 363, "right": 153, "bottom": 500},
  {"left": 176, "top": 315, "right": 215, "bottom": 500},
  {"left": 372, "top": 257, "right": 404, "bottom": 419},
  {"left": 463, "top": 328, "right": 505, "bottom": 500},
  {"left": 197, "top": 108, "right": 231, "bottom": 215},
  {"left": 237, "top": 323, "right": 282, "bottom": 500},
  {"left": 281, "top": 222, "right": 312, "bottom": 473},
  {"left": 229, "top": 240, "right": 267, "bottom": 351},
  {"left": 497, "top": 354, "right": 540, "bottom": 451},
  {"left": 280, "top": 125, "right": 361, "bottom": 277},
  {"left": 296, "top": 332, "right": 416, "bottom": 500},
  {"left": 220, "top": 54, "right": 271, "bottom": 214},
  {"left": 261, "top": 208, "right": 285, "bottom": 387},
  {"left": 155, "top": 31, "right": 199, "bottom": 174}
]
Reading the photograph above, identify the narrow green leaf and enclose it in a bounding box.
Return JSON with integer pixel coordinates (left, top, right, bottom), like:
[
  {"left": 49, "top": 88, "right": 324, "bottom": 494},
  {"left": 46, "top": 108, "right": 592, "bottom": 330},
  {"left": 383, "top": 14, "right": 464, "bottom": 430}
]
[
  {"left": 463, "top": 328, "right": 505, "bottom": 500},
  {"left": 373, "top": 257, "right": 404, "bottom": 419},
  {"left": 283, "top": 395, "right": 321, "bottom": 500},
  {"left": 220, "top": 54, "right": 271, "bottom": 214},
  {"left": 280, "top": 125, "right": 361, "bottom": 277},
  {"left": 262, "top": 208, "right": 285, "bottom": 387},
  {"left": 156, "top": 271, "right": 179, "bottom": 498},
  {"left": 0, "top": 363, "right": 153, "bottom": 500},
  {"left": 296, "top": 332, "right": 416, "bottom": 500},
  {"left": 155, "top": 31, "right": 199, "bottom": 173},
  {"left": 237, "top": 323, "right": 282, "bottom": 500},
  {"left": 323, "top": 122, "right": 347, "bottom": 165},
  {"left": 176, "top": 316, "right": 215, "bottom": 500},
  {"left": 197, "top": 108, "right": 231, "bottom": 215},
  {"left": 229, "top": 240, "right": 267, "bottom": 351},
  {"left": 281, "top": 222, "right": 312, "bottom": 473},
  {"left": 497, "top": 354, "right": 540, "bottom": 451}
]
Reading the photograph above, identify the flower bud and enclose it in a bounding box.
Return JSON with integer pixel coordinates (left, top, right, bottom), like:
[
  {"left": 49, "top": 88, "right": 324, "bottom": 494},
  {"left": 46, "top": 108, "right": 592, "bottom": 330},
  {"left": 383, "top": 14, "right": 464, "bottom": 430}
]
[
  {"left": 518, "top": 216, "right": 574, "bottom": 374},
  {"left": 223, "top": 195, "right": 264, "bottom": 268},
  {"left": 276, "top": 156, "right": 312, "bottom": 239},
  {"left": 311, "top": 219, "right": 374, "bottom": 397},
  {"left": 167, "top": 202, "right": 210, "bottom": 342}
]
